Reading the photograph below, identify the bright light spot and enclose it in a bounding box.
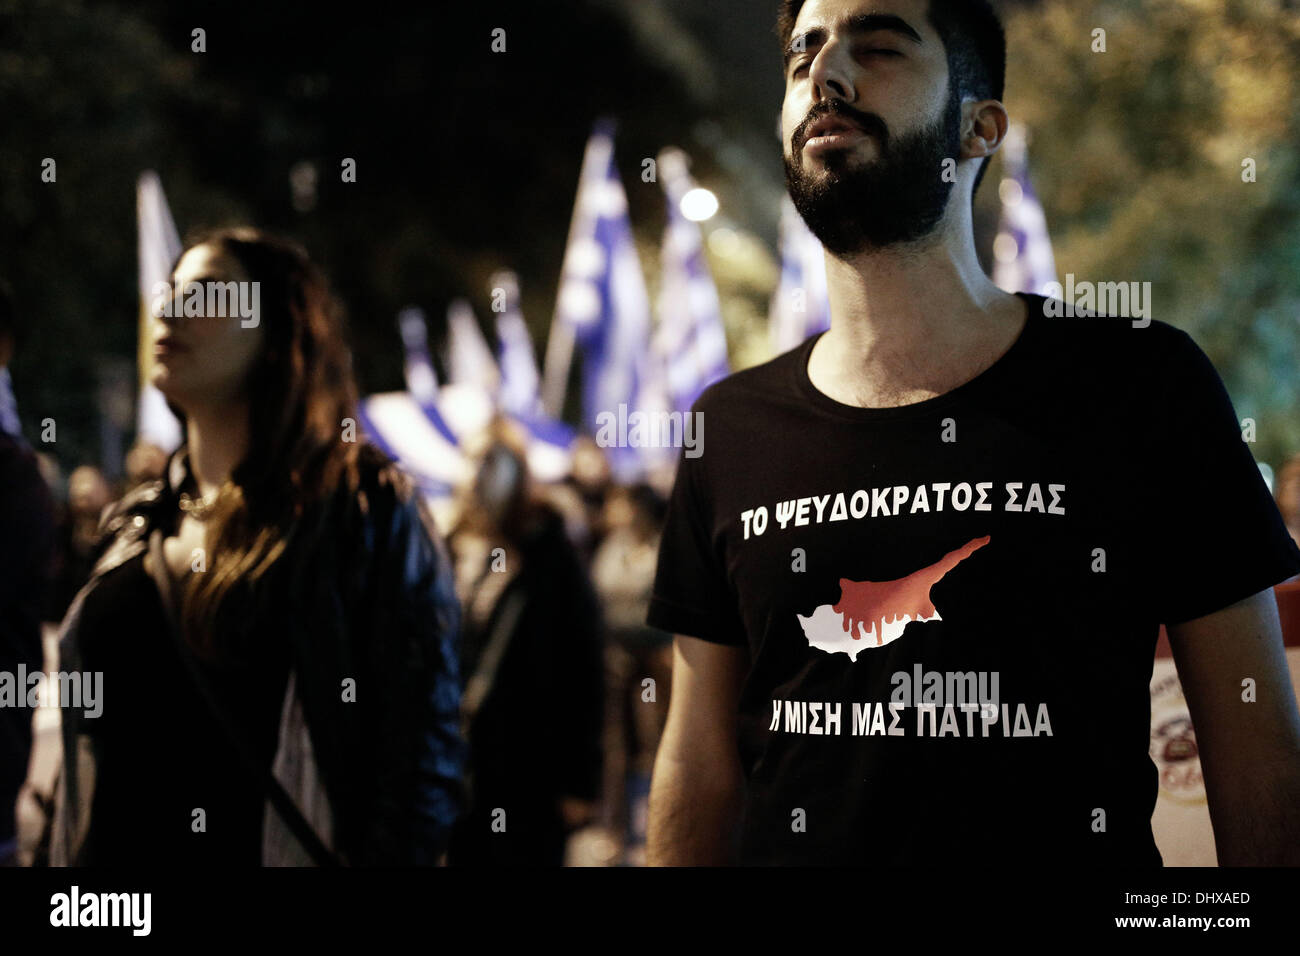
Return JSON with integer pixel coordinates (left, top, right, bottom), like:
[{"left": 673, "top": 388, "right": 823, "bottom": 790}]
[
  {"left": 998, "top": 178, "right": 1023, "bottom": 206},
  {"left": 680, "top": 187, "right": 719, "bottom": 222},
  {"left": 993, "top": 232, "right": 1019, "bottom": 263}
]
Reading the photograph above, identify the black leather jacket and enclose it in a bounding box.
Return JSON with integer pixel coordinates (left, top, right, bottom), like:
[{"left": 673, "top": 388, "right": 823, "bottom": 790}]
[{"left": 51, "top": 443, "right": 466, "bottom": 865}]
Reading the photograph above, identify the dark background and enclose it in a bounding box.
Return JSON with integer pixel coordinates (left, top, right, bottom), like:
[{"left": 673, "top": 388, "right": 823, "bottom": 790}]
[{"left": 2, "top": 0, "right": 1297, "bottom": 474}]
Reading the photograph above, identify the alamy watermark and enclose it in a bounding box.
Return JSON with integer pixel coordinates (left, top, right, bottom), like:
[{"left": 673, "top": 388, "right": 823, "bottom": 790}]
[
  {"left": 149, "top": 280, "right": 260, "bottom": 328},
  {"left": 50, "top": 886, "right": 150, "bottom": 936},
  {"left": 890, "top": 666, "right": 1000, "bottom": 707},
  {"left": 594, "top": 403, "right": 703, "bottom": 458},
  {"left": 1042, "top": 273, "right": 1151, "bottom": 328},
  {"left": 0, "top": 666, "right": 102, "bottom": 718}
]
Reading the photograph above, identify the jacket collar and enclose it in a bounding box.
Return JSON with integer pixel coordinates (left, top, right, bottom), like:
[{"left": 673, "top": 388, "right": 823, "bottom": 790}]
[{"left": 166, "top": 443, "right": 194, "bottom": 498}]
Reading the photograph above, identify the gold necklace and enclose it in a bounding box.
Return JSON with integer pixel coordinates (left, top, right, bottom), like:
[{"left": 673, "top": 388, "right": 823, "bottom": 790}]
[{"left": 178, "top": 488, "right": 220, "bottom": 521}]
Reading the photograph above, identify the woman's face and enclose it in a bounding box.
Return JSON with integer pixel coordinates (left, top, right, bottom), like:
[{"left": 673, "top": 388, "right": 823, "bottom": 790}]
[{"left": 151, "top": 243, "right": 265, "bottom": 411}]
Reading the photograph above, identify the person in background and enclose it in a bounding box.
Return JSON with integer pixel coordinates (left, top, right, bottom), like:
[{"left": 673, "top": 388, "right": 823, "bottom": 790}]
[
  {"left": 446, "top": 419, "right": 605, "bottom": 866},
  {"left": 0, "top": 280, "right": 56, "bottom": 865},
  {"left": 50, "top": 227, "right": 464, "bottom": 866},
  {"left": 125, "top": 440, "right": 169, "bottom": 488},
  {"left": 589, "top": 483, "right": 671, "bottom": 865},
  {"left": 562, "top": 435, "right": 614, "bottom": 565},
  {"left": 44, "top": 465, "right": 111, "bottom": 624}
]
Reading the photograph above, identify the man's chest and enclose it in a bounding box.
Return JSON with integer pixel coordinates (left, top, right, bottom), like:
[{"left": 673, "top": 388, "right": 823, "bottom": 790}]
[{"left": 708, "top": 416, "right": 1148, "bottom": 664}]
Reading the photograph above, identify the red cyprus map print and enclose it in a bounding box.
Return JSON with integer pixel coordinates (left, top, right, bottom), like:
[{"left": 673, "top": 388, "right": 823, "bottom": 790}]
[{"left": 796, "top": 536, "right": 990, "bottom": 661}]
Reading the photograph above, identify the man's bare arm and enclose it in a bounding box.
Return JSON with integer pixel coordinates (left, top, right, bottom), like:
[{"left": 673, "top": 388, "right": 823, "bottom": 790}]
[
  {"left": 646, "top": 635, "right": 748, "bottom": 865},
  {"left": 1167, "top": 587, "right": 1300, "bottom": 865}
]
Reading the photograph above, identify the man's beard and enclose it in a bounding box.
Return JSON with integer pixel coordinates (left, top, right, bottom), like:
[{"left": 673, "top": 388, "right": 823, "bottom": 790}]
[{"left": 783, "top": 88, "right": 964, "bottom": 256}]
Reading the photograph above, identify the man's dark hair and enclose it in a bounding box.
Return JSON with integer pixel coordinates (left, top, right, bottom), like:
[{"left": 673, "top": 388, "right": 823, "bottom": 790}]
[{"left": 776, "top": 0, "right": 1006, "bottom": 201}]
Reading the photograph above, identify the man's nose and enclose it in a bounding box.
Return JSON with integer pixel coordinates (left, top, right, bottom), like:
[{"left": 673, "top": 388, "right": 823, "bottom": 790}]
[{"left": 808, "top": 39, "right": 857, "bottom": 104}]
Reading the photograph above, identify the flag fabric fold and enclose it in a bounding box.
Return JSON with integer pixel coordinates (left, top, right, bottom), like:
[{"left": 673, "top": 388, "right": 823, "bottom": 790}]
[
  {"left": 768, "top": 193, "right": 832, "bottom": 354},
  {"left": 492, "top": 270, "right": 543, "bottom": 418},
  {"left": 544, "top": 118, "right": 656, "bottom": 482},
  {"left": 654, "top": 147, "right": 730, "bottom": 417},
  {"left": 136, "top": 171, "right": 184, "bottom": 453},
  {"left": 991, "top": 122, "right": 1058, "bottom": 296}
]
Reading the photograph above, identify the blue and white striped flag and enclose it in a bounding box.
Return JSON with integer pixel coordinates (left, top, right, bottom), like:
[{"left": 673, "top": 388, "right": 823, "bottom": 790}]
[
  {"left": 445, "top": 298, "right": 499, "bottom": 393},
  {"left": 543, "top": 118, "right": 654, "bottom": 481},
  {"left": 654, "top": 147, "right": 730, "bottom": 416},
  {"left": 355, "top": 390, "right": 469, "bottom": 534},
  {"left": 136, "top": 171, "right": 184, "bottom": 453},
  {"left": 491, "top": 270, "right": 543, "bottom": 418},
  {"left": 395, "top": 305, "right": 462, "bottom": 454},
  {"left": 397, "top": 306, "right": 440, "bottom": 407},
  {"left": 769, "top": 193, "right": 832, "bottom": 354},
  {"left": 992, "top": 122, "right": 1058, "bottom": 296}
]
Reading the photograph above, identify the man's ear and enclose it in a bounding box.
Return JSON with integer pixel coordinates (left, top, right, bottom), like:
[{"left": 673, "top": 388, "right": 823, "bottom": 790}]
[{"left": 960, "top": 99, "right": 1009, "bottom": 161}]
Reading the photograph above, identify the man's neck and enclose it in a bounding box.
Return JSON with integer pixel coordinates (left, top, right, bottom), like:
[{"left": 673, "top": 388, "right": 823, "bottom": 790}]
[
  {"left": 809, "top": 213, "right": 1026, "bottom": 409},
  {"left": 183, "top": 402, "right": 250, "bottom": 495}
]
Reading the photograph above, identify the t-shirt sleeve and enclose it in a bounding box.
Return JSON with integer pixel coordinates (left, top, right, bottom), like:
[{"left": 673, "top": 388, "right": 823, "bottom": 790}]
[
  {"left": 1147, "top": 327, "right": 1300, "bottom": 626},
  {"left": 646, "top": 440, "right": 747, "bottom": 646}
]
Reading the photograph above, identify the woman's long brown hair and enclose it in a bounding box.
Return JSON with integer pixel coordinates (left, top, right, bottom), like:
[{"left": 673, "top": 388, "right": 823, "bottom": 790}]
[{"left": 171, "top": 226, "right": 364, "bottom": 653}]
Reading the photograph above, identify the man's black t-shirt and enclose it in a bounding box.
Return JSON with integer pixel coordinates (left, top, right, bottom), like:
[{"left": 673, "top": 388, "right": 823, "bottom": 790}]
[{"left": 647, "top": 293, "right": 1300, "bottom": 866}]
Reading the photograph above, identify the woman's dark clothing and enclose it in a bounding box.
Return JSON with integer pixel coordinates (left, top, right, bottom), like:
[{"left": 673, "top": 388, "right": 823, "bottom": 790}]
[
  {"left": 52, "top": 442, "right": 466, "bottom": 866},
  {"left": 74, "top": 549, "right": 290, "bottom": 865}
]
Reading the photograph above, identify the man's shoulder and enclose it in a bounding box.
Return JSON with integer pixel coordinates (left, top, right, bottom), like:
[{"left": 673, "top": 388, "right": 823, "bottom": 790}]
[
  {"left": 1026, "top": 296, "right": 1205, "bottom": 385},
  {"left": 1029, "top": 295, "right": 1194, "bottom": 353}
]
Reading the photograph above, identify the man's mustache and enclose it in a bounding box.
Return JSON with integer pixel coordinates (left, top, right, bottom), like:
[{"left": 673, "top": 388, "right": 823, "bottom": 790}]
[{"left": 794, "top": 102, "right": 890, "bottom": 152}]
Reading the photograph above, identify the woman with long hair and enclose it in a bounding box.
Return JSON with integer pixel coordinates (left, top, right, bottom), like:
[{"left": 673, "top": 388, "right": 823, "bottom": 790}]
[{"left": 50, "top": 227, "right": 464, "bottom": 866}]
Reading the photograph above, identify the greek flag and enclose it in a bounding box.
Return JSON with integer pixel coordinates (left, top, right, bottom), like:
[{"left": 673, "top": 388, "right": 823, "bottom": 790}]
[
  {"left": 543, "top": 118, "right": 654, "bottom": 481},
  {"left": 372, "top": 300, "right": 574, "bottom": 507},
  {"left": 355, "top": 390, "right": 469, "bottom": 533},
  {"left": 769, "top": 193, "right": 832, "bottom": 354},
  {"left": 654, "top": 147, "right": 729, "bottom": 415},
  {"left": 992, "top": 122, "right": 1058, "bottom": 296},
  {"left": 397, "top": 306, "right": 440, "bottom": 406},
  {"left": 445, "top": 298, "right": 499, "bottom": 393},
  {"left": 136, "top": 171, "right": 184, "bottom": 453},
  {"left": 491, "top": 269, "right": 543, "bottom": 418}
]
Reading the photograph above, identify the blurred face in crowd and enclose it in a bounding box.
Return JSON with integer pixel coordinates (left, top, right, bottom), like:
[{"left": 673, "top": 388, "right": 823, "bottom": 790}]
[
  {"left": 152, "top": 243, "right": 265, "bottom": 411},
  {"left": 570, "top": 436, "right": 611, "bottom": 493},
  {"left": 460, "top": 423, "right": 530, "bottom": 528},
  {"left": 125, "top": 442, "right": 168, "bottom": 484},
  {"left": 602, "top": 489, "right": 635, "bottom": 532},
  {"left": 780, "top": 0, "right": 965, "bottom": 254}
]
